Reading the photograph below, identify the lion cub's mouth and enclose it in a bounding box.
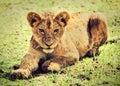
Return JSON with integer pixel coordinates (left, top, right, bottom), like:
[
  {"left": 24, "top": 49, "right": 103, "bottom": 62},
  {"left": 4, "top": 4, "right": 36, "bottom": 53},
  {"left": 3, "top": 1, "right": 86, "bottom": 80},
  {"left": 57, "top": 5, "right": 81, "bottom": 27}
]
[
  {"left": 41, "top": 42, "right": 58, "bottom": 53},
  {"left": 43, "top": 48, "right": 54, "bottom": 53}
]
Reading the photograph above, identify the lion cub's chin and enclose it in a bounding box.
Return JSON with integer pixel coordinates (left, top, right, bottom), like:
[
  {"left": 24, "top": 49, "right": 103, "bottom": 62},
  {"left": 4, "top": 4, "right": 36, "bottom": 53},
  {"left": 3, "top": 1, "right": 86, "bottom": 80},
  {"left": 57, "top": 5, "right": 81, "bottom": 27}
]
[{"left": 43, "top": 48, "right": 54, "bottom": 53}]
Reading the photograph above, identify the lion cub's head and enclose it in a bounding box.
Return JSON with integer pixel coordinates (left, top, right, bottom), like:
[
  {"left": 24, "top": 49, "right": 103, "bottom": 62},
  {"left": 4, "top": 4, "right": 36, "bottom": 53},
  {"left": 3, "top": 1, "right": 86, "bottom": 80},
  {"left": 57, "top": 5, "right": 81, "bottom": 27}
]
[{"left": 27, "top": 11, "right": 70, "bottom": 53}]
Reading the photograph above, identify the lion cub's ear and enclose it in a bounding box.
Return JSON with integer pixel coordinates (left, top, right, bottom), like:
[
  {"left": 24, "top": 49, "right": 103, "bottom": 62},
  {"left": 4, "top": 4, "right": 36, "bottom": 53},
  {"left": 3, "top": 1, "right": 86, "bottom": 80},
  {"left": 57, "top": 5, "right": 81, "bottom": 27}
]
[
  {"left": 54, "top": 11, "right": 70, "bottom": 26},
  {"left": 27, "top": 12, "right": 42, "bottom": 27}
]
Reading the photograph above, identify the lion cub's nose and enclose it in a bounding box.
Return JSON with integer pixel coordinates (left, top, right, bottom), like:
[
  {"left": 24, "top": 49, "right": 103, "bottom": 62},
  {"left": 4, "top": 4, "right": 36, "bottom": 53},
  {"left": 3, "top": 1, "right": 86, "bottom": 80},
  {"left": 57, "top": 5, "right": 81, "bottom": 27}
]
[
  {"left": 43, "top": 35, "right": 54, "bottom": 47},
  {"left": 44, "top": 38, "right": 53, "bottom": 47},
  {"left": 45, "top": 41, "right": 53, "bottom": 47}
]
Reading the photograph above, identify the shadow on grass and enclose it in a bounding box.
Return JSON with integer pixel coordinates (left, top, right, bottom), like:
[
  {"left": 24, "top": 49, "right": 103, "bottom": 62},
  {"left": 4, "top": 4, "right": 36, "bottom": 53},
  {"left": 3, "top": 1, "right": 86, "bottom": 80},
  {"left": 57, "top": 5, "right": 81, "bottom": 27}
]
[{"left": 0, "top": 71, "right": 12, "bottom": 80}]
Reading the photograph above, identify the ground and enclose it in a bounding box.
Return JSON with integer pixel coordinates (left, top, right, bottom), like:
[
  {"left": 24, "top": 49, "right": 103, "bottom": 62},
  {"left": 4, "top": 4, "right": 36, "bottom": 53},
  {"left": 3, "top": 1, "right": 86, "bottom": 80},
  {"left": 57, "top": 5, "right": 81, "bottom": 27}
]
[{"left": 0, "top": 0, "right": 120, "bottom": 86}]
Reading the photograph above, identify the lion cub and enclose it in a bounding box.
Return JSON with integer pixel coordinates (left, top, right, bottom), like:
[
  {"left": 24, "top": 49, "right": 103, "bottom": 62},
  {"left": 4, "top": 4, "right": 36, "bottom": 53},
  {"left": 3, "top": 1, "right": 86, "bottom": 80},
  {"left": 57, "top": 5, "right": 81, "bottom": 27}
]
[{"left": 12, "top": 11, "right": 107, "bottom": 79}]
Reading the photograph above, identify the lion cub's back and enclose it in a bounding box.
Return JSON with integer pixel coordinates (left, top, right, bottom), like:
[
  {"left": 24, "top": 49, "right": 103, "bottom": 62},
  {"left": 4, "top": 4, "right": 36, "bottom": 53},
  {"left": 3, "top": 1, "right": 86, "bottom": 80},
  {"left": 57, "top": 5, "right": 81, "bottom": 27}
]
[{"left": 65, "top": 12, "right": 92, "bottom": 56}]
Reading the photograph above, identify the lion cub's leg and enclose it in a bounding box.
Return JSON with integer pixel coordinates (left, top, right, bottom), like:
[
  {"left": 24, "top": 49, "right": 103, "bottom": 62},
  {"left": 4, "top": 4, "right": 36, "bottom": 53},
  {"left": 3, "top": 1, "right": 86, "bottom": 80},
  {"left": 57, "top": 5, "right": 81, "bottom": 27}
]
[
  {"left": 12, "top": 51, "right": 43, "bottom": 79},
  {"left": 87, "top": 13, "right": 108, "bottom": 57},
  {"left": 42, "top": 56, "right": 77, "bottom": 72},
  {"left": 42, "top": 42, "right": 79, "bottom": 72}
]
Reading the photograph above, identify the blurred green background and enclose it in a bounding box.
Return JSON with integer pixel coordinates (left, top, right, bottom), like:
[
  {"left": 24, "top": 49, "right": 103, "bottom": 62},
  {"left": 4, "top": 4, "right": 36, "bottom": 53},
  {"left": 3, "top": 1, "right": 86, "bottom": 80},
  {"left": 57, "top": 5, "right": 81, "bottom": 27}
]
[{"left": 0, "top": 0, "right": 120, "bottom": 86}]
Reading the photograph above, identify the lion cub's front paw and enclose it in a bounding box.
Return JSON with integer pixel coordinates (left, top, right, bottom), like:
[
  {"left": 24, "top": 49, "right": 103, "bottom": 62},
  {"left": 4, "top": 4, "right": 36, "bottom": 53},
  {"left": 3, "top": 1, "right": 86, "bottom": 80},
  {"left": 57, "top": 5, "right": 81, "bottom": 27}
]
[
  {"left": 11, "top": 69, "right": 30, "bottom": 79},
  {"left": 42, "top": 61, "right": 61, "bottom": 73}
]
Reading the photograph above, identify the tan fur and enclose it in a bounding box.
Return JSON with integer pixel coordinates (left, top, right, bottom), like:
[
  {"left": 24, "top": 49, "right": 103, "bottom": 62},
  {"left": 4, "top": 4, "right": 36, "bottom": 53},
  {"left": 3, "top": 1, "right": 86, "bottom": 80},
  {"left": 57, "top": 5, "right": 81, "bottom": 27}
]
[
  {"left": 48, "top": 62, "right": 61, "bottom": 72},
  {"left": 12, "top": 11, "right": 108, "bottom": 79}
]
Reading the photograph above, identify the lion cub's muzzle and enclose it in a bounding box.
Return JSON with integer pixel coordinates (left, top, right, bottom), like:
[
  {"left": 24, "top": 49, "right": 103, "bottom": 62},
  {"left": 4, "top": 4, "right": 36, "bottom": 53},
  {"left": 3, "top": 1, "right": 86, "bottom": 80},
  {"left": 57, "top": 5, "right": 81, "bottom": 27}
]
[
  {"left": 43, "top": 36, "right": 55, "bottom": 47},
  {"left": 42, "top": 40, "right": 56, "bottom": 53},
  {"left": 44, "top": 41, "right": 54, "bottom": 48}
]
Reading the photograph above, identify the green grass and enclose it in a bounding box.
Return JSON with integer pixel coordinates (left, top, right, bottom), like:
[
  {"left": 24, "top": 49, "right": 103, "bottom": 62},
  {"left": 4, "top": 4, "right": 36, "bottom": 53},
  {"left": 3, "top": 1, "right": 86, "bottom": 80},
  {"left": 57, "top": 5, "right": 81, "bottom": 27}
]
[{"left": 0, "top": 0, "right": 120, "bottom": 86}]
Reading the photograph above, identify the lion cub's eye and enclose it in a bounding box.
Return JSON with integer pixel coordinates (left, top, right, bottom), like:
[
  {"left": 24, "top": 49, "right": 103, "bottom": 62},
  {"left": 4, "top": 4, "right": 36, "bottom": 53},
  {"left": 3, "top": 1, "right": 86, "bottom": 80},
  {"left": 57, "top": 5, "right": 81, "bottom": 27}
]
[
  {"left": 39, "top": 29, "right": 45, "bottom": 34},
  {"left": 54, "top": 29, "right": 59, "bottom": 34}
]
